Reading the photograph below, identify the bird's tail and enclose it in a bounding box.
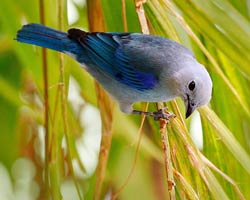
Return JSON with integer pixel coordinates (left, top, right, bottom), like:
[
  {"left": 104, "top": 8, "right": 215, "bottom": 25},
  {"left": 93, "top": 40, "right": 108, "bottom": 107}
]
[{"left": 16, "top": 23, "right": 72, "bottom": 52}]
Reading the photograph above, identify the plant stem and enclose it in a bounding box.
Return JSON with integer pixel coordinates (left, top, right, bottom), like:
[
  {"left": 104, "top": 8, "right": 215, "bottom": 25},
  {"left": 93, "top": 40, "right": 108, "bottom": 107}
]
[{"left": 39, "top": 0, "right": 49, "bottom": 199}]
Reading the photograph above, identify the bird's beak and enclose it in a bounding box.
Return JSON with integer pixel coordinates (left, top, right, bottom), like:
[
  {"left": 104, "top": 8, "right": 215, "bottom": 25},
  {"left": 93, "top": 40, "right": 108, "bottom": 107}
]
[{"left": 185, "top": 101, "right": 195, "bottom": 119}]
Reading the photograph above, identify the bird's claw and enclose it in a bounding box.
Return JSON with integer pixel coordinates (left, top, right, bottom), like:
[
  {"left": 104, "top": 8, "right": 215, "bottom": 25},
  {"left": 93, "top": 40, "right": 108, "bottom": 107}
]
[
  {"left": 152, "top": 107, "right": 176, "bottom": 121},
  {"left": 132, "top": 107, "right": 175, "bottom": 121}
]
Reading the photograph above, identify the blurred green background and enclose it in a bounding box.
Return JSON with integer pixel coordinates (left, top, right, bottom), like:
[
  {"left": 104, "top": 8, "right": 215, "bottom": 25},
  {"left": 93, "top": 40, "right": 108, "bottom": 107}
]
[{"left": 0, "top": 0, "right": 250, "bottom": 199}]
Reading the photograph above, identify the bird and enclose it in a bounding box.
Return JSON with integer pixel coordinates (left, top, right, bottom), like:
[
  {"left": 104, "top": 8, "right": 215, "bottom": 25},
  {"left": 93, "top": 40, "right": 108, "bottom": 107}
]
[{"left": 16, "top": 23, "right": 212, "bottom": 119}]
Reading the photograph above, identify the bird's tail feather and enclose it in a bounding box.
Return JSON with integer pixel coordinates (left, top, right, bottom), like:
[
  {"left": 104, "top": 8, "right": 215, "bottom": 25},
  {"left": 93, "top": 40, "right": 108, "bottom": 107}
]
[{"left": 16, "top": 23, "right": 68, "bottom": 52}]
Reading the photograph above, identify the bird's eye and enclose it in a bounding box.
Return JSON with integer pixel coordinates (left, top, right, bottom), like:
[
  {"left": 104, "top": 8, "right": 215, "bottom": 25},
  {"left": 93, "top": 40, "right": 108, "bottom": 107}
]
[{"left": 188, "top": 81, "right": 196, "bottom": 91}]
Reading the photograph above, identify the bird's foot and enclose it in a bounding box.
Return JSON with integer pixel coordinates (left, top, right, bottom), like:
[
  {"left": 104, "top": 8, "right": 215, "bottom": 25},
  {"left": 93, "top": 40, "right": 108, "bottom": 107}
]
[
  {"left": 132, "top": 107, "right": 176, "bottom": 121},
  {"left": 152, "top": 107, "right": 176, "bottom": 121}
]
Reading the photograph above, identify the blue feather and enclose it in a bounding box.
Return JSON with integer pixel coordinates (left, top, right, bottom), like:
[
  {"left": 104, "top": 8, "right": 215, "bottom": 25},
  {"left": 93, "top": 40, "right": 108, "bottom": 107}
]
[
  {"left": 16, "top": 23, "right": 67, "bottom": 52},
  {"left": 16, "top": 24, "right": 85, "bottom": 59},
  {"left": 79, "top": 33, "right": 159, "bottom": 90}
]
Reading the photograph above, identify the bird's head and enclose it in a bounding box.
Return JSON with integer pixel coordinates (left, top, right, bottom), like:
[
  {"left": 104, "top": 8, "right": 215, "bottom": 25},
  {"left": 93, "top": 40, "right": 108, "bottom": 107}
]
[{"left": 174, "top": 61, "right": 212, "bottom": 118}]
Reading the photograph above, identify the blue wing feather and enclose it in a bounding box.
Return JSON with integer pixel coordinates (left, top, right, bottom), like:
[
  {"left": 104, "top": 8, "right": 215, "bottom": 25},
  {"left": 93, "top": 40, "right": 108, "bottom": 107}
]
[{"left": 75, "top": 32, "right": 159, "bottom": 91}]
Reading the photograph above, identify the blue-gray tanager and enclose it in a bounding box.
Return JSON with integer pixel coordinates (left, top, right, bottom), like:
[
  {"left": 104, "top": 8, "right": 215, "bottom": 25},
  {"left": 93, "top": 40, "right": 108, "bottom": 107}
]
[{"left": 16, "top": 23, "right": 212, "bottom": 119}]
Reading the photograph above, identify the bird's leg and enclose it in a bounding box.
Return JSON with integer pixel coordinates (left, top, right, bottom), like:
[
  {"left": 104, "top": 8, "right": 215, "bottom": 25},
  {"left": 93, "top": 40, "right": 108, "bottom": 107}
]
[{"left": 132, "top": 107, "right": 176, "bottom": 121}]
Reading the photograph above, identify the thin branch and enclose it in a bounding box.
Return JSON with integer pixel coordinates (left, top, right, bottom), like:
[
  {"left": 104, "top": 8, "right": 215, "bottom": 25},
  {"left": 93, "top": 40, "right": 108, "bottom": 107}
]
[
  {"left": 57, "top": 0, "right": 83, "bottom": 198},
  {"left": 157, "top": 103, "right": 176, "bottom": 200},
  {"left": 134, "top": 0, "right": 149, "bottom": 34},
  {"left": 93, "top": 83, "right": 114, "bottom": 200},
  {"left": 121, "top": 0, "right": 128, "bottom": 32},
  {"left": 39, "top": 0, "right": 49, "bottom": 199}
]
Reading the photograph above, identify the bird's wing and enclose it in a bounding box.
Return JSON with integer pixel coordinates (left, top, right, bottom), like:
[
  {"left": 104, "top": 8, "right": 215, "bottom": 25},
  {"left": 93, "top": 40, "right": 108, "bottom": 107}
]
[{"left": 67, "top": 29, "right": 160, "bottom": 91}]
